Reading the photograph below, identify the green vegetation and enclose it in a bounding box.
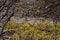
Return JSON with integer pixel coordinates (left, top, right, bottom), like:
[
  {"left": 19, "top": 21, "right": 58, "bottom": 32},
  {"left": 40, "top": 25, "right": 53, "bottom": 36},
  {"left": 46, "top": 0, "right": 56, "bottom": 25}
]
[{"left": 5, "top": 21, "right": 60, "bottom": 40}]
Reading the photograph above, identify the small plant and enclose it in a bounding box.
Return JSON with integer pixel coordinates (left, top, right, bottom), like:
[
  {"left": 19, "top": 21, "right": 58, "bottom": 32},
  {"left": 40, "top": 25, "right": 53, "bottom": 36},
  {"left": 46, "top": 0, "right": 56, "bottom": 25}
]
[{"left": 5, "top": 21, "right": 57, "bottom": 40}]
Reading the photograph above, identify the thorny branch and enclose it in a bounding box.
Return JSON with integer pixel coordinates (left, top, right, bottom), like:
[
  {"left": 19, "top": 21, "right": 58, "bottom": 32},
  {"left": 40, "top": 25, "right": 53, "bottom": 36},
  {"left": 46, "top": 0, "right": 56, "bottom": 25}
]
[{"left": 0, "top": 0, "right": 19, "bottom": 39}]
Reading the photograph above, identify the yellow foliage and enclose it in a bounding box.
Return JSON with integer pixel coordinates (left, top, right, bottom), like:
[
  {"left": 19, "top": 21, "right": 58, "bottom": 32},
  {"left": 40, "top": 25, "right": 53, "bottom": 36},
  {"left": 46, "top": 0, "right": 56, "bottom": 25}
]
[
  {"left": 11, "top": 33, "right": 19, "bottom": 40},
  {"left": 56, "top": 23, "right": 60, "bottom": 40},
  {"left": 56, "top": 23, "right": 60, "bottom": 28},
  {"left": 6, "top": 21, "right": 19, "bottom": 31},
  {"left": 22, "top": 22, "right": 30, "bottom": 27},
  {"left": 36, "top": 21, "right": 54, "bottom": 31},
  {"left": 5, "top": 21, "right": 60, "bottom": 40},
  {"left": 56, "top": 23, "right": 60, "bottom": 33}
]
